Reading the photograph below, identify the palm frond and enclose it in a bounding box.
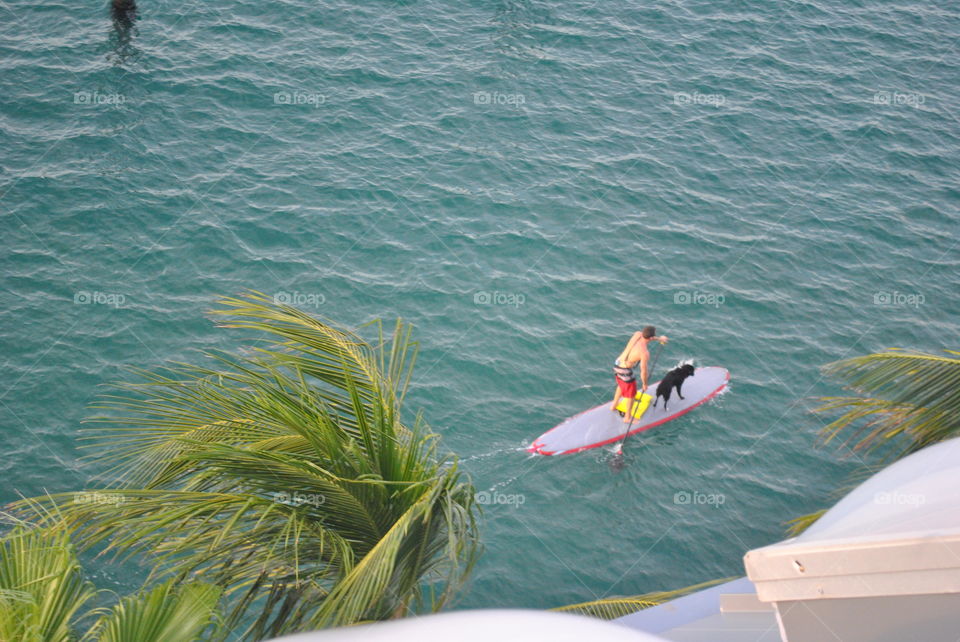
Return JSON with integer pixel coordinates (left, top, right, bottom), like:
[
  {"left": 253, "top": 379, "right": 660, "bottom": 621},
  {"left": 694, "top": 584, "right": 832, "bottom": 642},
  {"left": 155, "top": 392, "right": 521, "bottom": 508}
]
[
  {"left": 84, "top": 579, "right": 221, "bottom": 642},
  {"left": 11, "top": 292, "right": 478, "bottom": 639},
  {"left": 551, "top": 578, "right": 733, "bottom": 620},
  {"left": 0, "top": 523, "right": 96, "bottom": 642},
  {"left": 815, "top": 348, "right": 960, "bottom": 458},
  {"left": 307, "top": 467, "right": 478, "bottom": 628},
  {"left": 784, "top": 509, "right": 827, "bottom": 537}
]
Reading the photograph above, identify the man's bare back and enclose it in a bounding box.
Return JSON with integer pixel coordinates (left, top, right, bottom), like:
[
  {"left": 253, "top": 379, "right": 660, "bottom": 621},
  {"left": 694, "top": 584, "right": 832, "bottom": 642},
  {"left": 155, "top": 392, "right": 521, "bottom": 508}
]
[{"left": 617, "top": 334, "right": 649, "bottom": 368}]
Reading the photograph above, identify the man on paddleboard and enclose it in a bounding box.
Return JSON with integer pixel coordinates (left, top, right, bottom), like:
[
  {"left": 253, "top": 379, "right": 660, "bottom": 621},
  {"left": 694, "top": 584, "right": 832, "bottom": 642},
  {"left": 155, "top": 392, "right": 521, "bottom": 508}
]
[{"left": 612, "top": 326, "right": 668, "bottom": 423}]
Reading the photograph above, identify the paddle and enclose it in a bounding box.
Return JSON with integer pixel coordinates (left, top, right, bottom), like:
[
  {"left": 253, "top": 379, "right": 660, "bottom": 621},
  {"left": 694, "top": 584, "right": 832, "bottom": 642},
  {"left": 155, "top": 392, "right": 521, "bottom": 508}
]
[{"left": 611, "top": 340, "right": 664, "bottom": 463}]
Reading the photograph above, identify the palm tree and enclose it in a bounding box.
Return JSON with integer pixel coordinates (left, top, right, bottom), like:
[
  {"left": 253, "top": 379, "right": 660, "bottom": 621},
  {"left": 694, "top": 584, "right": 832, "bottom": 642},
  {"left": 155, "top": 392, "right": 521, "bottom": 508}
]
[
  {"left": 0, "top": 518, "right": 220, "bottom": 641},
  {"left": 815, "top": 348, "right": 960, "bottom": 459},
  {"left": 788, "top": 348, "right": 960, "bottom": 535},
  {"left": 10, "top": 292, "right": 479, "bottom": 639}
]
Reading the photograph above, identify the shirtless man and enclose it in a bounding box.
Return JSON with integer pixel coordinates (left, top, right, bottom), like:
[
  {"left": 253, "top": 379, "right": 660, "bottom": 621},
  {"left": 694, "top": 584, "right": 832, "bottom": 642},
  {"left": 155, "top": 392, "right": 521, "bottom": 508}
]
[{"left": 611, "top": 326, "right": 668, "bottom": 423}]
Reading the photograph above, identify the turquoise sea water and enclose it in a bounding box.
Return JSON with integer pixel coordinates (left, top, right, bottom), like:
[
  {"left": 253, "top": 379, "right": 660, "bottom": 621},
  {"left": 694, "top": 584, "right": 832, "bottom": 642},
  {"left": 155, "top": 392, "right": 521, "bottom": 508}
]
[{"left": 2, "top": 0, "right": 958, "bottom": 612}]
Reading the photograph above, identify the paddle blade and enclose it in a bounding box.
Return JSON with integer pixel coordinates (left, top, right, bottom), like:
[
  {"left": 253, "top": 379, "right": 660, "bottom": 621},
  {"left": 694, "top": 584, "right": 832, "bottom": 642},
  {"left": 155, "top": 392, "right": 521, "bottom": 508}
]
[{"left": 609, "top": 451, "right": 626, "bottom": 472}]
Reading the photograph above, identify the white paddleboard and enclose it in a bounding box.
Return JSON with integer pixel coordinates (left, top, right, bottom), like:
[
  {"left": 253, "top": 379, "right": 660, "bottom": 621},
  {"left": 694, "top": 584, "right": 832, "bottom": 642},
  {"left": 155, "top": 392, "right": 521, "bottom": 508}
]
[{"left": 528, "top": 366, "right": 729, "bottom": 456}]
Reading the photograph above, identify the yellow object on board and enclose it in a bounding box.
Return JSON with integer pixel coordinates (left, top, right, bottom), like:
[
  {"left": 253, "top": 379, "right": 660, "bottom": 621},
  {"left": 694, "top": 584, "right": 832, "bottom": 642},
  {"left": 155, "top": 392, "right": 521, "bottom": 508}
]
[{"left": 614, "top": 392, "right": 653, "bottom": 419}]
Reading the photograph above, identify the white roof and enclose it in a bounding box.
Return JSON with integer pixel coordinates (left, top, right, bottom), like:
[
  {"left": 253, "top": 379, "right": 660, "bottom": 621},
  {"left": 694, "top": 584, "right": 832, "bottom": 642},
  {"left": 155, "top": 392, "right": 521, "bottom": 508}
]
[
  {"left": 800, "top": 437, "right": 960, "bottom": 541},
  {"left": 745, "top": 437, "right": 960, "bottom": 602}
]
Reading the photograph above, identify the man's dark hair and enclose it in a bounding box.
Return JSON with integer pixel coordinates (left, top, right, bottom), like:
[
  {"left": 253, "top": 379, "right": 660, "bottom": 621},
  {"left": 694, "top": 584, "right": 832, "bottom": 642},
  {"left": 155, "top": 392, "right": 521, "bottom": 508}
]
[{"left": 642, "top": 326, "right": 656, "bottom": 339}]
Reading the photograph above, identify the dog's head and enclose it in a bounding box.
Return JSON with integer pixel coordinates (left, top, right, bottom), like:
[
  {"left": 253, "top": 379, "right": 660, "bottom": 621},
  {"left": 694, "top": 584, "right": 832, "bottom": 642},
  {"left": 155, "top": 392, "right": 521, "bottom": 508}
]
[{"left": 676, "top": 363, "right": 695, "bottom": 378}]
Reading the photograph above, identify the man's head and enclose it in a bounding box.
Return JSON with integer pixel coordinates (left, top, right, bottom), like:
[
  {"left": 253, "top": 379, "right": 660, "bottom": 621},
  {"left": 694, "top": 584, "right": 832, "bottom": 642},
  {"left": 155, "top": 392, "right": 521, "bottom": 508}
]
[{"left": 642, "top": 326, "right": 656, "bottom": 339}]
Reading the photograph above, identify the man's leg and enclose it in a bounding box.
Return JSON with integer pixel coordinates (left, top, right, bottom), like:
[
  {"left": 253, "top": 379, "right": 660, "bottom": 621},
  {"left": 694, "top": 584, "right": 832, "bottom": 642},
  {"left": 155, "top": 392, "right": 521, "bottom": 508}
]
[
  {"left": 622, "top": 380, "right": 637, "bottom": 423},
  {"left": 611, "top": 386, "right": 622, "bottom": 411},
  {"left": 623, "top": 395, "right": 636, "bottom": 423}
]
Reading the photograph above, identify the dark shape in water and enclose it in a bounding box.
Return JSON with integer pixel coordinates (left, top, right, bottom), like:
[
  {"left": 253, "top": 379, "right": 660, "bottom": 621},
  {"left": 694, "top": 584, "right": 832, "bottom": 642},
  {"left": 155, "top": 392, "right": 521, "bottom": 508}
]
[
  {"left": 111, "top": 0, "right": 137, "bottom": 28},
  {"left": 110, "top": 0, "right": 139, "bottom": 65},
  {"left": 609, "top": 451, "right": 627, "bottom": 472}
]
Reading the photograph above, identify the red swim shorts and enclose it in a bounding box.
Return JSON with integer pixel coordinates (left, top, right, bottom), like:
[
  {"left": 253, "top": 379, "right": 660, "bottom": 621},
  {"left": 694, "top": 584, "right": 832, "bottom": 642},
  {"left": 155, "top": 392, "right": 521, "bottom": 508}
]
[{"left": 615, "top": 376, "right": 637, "bottom": 399}]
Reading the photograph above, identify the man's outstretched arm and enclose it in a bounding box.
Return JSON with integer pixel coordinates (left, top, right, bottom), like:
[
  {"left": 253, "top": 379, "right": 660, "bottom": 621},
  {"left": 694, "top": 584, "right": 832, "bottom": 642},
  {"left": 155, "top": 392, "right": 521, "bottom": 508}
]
[{"left": 639, "top": 352, "right": 649, "bottom": 391}]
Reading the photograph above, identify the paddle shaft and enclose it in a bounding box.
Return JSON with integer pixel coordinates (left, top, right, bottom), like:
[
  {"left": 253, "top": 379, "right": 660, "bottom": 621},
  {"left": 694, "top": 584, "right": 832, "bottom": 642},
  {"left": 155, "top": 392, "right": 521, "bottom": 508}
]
[{"left": 616, "top": 340, "right": 664, "bottom": 453}]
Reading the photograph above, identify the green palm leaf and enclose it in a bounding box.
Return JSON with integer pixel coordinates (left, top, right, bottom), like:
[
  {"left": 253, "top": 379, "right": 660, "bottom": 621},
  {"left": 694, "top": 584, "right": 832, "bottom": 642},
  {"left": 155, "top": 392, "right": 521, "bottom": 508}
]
[
  {"left": 0, "top": 522, "right": 96, "bottom": 642},
  {"left": 784, "top": 509, "right": 827, "bottom": 537},
  {"left": 0, "top": 517, "right": 220, "bottom": 642},
  {"left": 551, "top": 578, "right": 733, "bottom": 619},
  {"left": 790, "top": 350, "right": 960, "bottom": 537},
  {"left": 815, "top": 348, "right": 960, "bottom": 458},
  {"left": 85, "top": 579, "right": 221, "bottom": 642},
  {"left": 11, "top": 292, "right": 479, "bottom": 640}
]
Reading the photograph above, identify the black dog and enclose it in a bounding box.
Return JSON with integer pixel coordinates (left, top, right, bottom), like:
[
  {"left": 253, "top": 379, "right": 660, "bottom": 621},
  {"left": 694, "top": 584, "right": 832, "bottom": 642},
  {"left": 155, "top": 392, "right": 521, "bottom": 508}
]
[{"left": 653, "top": 363, "right": 695, "bottom": 411}]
